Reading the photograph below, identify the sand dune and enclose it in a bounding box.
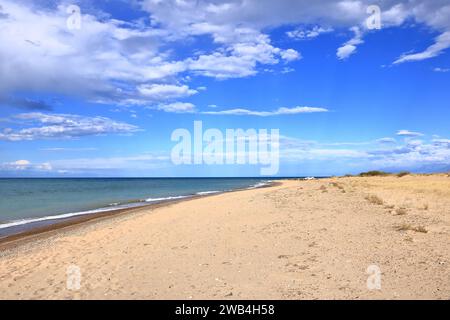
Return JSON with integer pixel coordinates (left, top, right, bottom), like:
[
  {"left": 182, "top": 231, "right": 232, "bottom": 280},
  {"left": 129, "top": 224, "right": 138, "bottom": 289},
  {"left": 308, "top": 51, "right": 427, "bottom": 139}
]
[{"left": 0, "top": 175, "right": 449, "bottom": 299}]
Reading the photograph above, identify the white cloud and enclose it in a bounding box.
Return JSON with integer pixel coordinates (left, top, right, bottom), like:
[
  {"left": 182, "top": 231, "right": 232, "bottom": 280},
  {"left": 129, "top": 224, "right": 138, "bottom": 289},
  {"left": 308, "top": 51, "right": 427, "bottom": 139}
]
[
  {"left": 10, "top": 159, "right": 30, "bottom": 170},
  {"left": 337, "top": 26, "right": 364, "bottom": 60},
  {"left": 433, "top": 67, "right": 450, "bottom": 72},
  {"left": 337, "top": 44, "right": 357, "bottom": 60},
  {"left": 369, "top": 140, "right": 450, "bottom": 171},
  {"left": 0, "top": 154, "right": 169, "bottom": 174},
  {"left": 157, "top": 102, "right": 196, "bottom": 113},
  {"left": 137, "top": 84, "right": 198, "bottom": 100},
  {"left": 0, "top": 0, "right": 187, "bottom": 105},
  {"left": 202, "top": 106, "right": 328, "bottom": 116},
  {"left": 287, "top": 26, "right": 333, "bottom": 40},
  {"left": 280, "top": 49, "right": 302, "bottom": 61},
  {"left": 281, "top": 67, "right": 295, "bottom": 74},
  {"left": 0, "top": 159, "right": 52, "bottom": 171},
  {"left": 377, "top": 137, "right": 396, "bottom": 144},
  {"left": 394, "top": 31, "right": 450, "bottom": 64},
  {"left": 396, "top": 130, "right": 424, "bottom": 137},
  {"left": 36, "top": 162, "right": 53, "bottom": 171},
  {"left": 187, "top": 32, "right": 299, "bottom": 79},
  {"left": 0, "top": 0, "right": 449, "bottom": 108},
  {"left": 279, "top": 133, "right": 450, "bottom": 172},
  {"left": 141, "top": 0, "right": 450, "bottom": 65},
  {"left": 149, "top": 103, "right": 328, "bottom": 115},
  {"left": 432, "top": 138, "right": 450, "bottom": 146},
  {"left": 0, "top": 112, "right": 140, "bottom": 141},
  {"left": 188, "top": 52, "right": 258, "bottom": 79}
]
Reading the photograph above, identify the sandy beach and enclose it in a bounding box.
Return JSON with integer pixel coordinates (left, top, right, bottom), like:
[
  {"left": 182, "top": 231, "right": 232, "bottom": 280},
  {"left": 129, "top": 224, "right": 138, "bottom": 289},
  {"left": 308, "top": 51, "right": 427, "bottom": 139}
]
[{"left": 0, "top": 175, "right": 449, "bottom": 300}]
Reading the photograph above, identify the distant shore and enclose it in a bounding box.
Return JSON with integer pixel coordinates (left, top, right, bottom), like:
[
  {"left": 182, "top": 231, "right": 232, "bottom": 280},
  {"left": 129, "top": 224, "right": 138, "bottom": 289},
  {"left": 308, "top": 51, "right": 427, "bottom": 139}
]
[{"left": 0, "top": 175, "right": 449, "bottom": 299}]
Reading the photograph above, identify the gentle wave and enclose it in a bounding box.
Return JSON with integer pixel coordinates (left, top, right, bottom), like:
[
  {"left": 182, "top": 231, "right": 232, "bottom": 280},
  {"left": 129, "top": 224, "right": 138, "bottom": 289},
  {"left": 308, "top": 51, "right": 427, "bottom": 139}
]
[
  {"left": 145, "top": 195, "right": 191, "bottom": 202},
  {"left": 247, "top": 181, "right": 270, "bottom": 189},
  {"left": 196, "top": 190, "right": 221, "bottom": 195},
  {"left": 0, "top": 203, "right": 144, "bottom": 230}
]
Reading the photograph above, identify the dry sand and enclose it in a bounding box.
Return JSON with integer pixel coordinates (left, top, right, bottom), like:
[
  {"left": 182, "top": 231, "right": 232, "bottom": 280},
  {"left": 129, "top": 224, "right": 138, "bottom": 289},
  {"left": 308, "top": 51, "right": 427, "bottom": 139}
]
[{"left": 0, "top": 175, "right": 449, "bottom": 299}]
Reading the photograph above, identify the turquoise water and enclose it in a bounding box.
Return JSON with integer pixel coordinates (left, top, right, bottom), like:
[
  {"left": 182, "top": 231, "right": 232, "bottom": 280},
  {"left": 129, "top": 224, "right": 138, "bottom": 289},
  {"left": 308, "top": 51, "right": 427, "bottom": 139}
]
[{"left": 0, "top": 178, "right": 270, "bottom": 236}]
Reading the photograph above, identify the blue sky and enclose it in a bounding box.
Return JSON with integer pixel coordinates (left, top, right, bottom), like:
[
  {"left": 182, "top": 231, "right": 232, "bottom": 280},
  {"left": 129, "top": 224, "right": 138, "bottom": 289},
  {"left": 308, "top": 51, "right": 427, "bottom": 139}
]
[{"left": 0, "top": 0, "right": 449, "bottom": 177}]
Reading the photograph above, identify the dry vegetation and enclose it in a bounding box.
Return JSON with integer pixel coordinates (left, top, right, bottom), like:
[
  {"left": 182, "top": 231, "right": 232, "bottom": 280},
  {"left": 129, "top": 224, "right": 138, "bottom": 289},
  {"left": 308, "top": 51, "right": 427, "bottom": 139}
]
[
  {"left": 365, "top": 194, "right": 384, "bottom": 205},
  {"left": 396, "top": 171, "right": 410, "bottom": 178},
  {"left": 356, "top": 170, "right": 411, "bottom": 178},
  {"left": 396, "top": 224, "right": 428, "bottom": 233},
  {"left": 394, "top": 208, "right": 408, "bottom": 215},
  {"left": 359, "top": 170, "right": 389, "bottom": 177}
]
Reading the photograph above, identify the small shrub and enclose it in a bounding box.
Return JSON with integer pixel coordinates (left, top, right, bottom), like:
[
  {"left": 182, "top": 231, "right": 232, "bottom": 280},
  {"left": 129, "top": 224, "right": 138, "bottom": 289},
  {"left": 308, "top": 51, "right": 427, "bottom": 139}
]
[
  {"left": 330, "top": 182, "right": 344, "bottom": 190},
  {"left": 359, "top": 170, "right": 389, "bottom": 177},
  {"left": 395, "top": 208, "right": 407, "bottom": 215},
  {"left": 397, "top": 171, "right": 410, "bottom": 178},
  {"left": 415, "top": 226, "right": 428, "bottom": 233},
  {"left": 365, "top": 194, "right": 384, "bottom": 205},
  {"left": 423, "top": 203, "right": 429, "bottom": 210},
  {"left": 396, "top": 224, "right": 428, "bottom": 233}
]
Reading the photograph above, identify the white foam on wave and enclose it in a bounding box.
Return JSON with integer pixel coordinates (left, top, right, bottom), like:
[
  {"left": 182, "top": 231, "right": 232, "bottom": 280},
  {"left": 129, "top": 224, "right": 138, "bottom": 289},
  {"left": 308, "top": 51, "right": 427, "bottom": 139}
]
[
  {"left": 196, "top": 190, "right": 220, "bottom": 195},
  {"left": 145, "top": 195, "right": 191, "bottom": 202},
  {"left": 0, "top": 203, "right": 142, "bottom": 230},
  {"left": 247, "top": 181, "right": 270, "bottom": 189}
]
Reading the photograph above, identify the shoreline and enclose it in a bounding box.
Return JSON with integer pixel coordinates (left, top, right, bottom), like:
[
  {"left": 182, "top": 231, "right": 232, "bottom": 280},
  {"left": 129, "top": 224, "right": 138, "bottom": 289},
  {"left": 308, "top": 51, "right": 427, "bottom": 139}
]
[
  {"left": 0, "top": 181, "right": 280, "bottom": 251},
  {"left": 1, "top": 175, "right": 448, "bottom": 299}
]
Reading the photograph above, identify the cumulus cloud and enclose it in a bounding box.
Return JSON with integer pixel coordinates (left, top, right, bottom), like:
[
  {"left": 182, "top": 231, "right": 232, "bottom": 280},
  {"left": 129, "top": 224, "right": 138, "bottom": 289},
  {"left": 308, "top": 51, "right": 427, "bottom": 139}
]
[
  {"left": 0, "top": 0, "right": 189, "bottom": 105},
  {"left": 141, "top": 0, "right": 450, "bottom": 65},
  {"left": 0, "top": 0, "right": 304, "bottom": 103},
  {"left": 280, "top": 49, "right": 302, "bottom": 61},
  {"left": 0, "top": 0, "right": 449, "bottom": 109},
  {"left": 187, "top": 32, "right": 300, "bottom": 79},
  {"left": 0, "top": 112, "right": 140, "bottom": 141}
]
